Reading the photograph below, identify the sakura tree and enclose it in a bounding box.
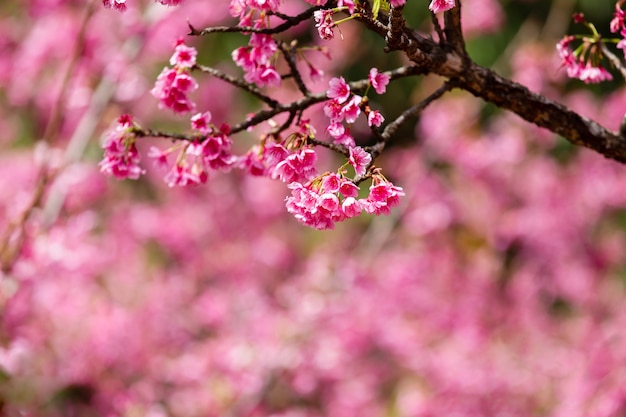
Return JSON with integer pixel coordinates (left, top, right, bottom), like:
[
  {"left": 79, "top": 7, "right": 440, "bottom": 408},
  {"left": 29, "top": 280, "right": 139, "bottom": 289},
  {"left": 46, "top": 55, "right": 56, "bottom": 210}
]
[{"left": 1, "top": 0, "right": 626, "bottom": 416}]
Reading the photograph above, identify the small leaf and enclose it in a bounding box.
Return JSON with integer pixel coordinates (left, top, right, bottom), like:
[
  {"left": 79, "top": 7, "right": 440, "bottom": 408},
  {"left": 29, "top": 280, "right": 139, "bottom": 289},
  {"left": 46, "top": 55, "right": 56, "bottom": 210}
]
[
  {"left": 380, "top": 0, "right": 390, "bottom": 14},
  {"left": 372, "top": 0, "right": 381, "bottom": 19}
]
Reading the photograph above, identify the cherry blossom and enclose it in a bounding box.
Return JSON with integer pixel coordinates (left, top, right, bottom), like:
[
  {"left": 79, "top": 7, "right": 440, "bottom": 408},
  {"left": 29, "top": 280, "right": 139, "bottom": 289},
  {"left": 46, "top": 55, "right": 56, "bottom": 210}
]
[
  {"left": 327, "top": 76, "right": 351, "bottom": 104},
  {"left": 102, "top": 0, "right": 127, "bottom": 11},
  {"left": 368, "top": 109, "right": 384, "bottom": 127},
  {"left": 348, "top": 146, "right": 372, "bottom": 176},
  {"left": 285, "top": 173, "right": 365, "bottom": 229},
  {"left": 579, "top": 62, "right": 613, "bottom": 83},
  {"left": 610, "top": 2, "right": 625, "bottom": 33},
  {"left": 314, "top": 9, "right": 336, "bottom": 40},
  {"left": 170, "top": 41, "right": 197, "bottom": 68},
  {"left": 429, "top": 0, "right": 455, "bottom": 14},
  {"left": 368, "top": 68, "right": 390, "bottom": 95},
  {"left": 99, "top": 115, "right": 145, "bottom": 180},
  {"left": 341, "top": 95, "right": 362, "bottom": 123},
  {"left": 232, "top": 34, "right": 281, "bottom": 88},
  {"left": 361, "top": 177, "right": 405, "bottom": 216},
  {"left": 190, "top": 111, "right": 213, "bottom": 134},
  {"left": 274, "top": 148, "right": 318, "bottom": 184}
]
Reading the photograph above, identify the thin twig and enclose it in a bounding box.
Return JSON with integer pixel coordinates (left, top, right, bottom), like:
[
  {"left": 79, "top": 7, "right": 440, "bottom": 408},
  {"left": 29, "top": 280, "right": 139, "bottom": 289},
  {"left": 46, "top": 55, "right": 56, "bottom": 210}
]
[
  {"left": 188, "top": 7, "right": 323, "bottom": 36},
  {"left": 368, "top": 82, "right": 452, "bottom": 158},
  {"left": 231, "top": 66, "right": 424, "bottom": 134},
  {"left": 42, "top": 3, "right": 97, "bottom": 144},
  {"left": 430, "top": 12, "right": 445, "bottom": 45},
  {"left": 601, "top": 43, "right": 626, "bottom": 82},
  {"left": 0, "top": 3, "right": 97, "bottom": 273},
  {"left": 308, "top": 137, "right": 349, "bottom": 156},
  {"left": 277, "top": 41, "right": 309, "bottom": 96},
  {"left": 270, "top": 111, "right": 298, "bottom": 137},
  {"left": 195, "top": 65, "right": 280, "bottom": 107}
]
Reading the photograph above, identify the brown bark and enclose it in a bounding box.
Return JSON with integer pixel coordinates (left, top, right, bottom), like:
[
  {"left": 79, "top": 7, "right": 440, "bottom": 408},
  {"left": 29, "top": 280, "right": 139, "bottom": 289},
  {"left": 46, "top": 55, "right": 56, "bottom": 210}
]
[{"left": 369, "top": 4, "right": 626, "bottom": 163}]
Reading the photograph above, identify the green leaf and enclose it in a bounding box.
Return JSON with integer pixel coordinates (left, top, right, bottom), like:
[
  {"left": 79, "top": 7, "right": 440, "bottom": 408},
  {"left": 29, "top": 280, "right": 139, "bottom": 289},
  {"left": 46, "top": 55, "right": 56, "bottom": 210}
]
[
  {"left": 380, "top": 0, "right": 390, "bottom": 14},
  {"left": 372, "top": 0, "right": 381, "bottom": 19}
]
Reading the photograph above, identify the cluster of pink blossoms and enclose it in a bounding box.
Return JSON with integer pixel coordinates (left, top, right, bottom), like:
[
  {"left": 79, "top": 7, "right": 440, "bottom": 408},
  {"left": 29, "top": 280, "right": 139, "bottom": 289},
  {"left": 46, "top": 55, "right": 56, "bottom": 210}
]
[
  {"left": 102, "top": 0, "right": 127, "bottom": 11},
  {"left": 228, "top": 1, "right": 282, "bottom": 87},
  {"left": 151, "top": 40, "right": 199, "bottom": 113},
  {"left": 102, "top": 0, "right": 182, "bottom": 11},
  {"left": 232, "top": 33, "right": 281, "bottom": 88},
  {"left": 556, "top": 36, "right": 613, "bottom": 84},
  {"left": 314, "top": 9, "right": 336, "bottom": 40},
  {"left": 554, "top": 10, "right": 626, "bottom": 84},
  {"left": 278, "top": 69, "right": 402, "bottom": 229},
  {"left": 148, "top": 112, "right": 236, "bottom": 187},
  {"left": 99, "top": 115, "right": 145, "bottom": 180},
  {"left": 611, "top": 1, "right": 626, "bottom": 57},
  {"left": 235, "top": 114, "right": 403, "bottom": 229},
  {"left": 286, "top": 171, "right": 405, "bottom": 230},
  {"left": 324, "top": 68, "right": 388, "bottom": 147},
  {"left": 238, "top": 119, "right": 319, "bottom": 182},
  {"left": 428, "top": 0, "right": 454, "bottom": 13},
  {"left": 99, "top": 11, "right": 406, "bottom": 229},
  {"left": 229, "top": 0, "right": 281, "bottom": 19}
]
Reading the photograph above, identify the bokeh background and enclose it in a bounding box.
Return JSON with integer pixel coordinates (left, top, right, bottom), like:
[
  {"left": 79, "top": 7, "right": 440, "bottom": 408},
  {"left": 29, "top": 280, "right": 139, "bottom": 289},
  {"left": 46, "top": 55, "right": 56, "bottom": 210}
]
[{"left": 1, "top": 0, "right": 626, "bottom": 416}]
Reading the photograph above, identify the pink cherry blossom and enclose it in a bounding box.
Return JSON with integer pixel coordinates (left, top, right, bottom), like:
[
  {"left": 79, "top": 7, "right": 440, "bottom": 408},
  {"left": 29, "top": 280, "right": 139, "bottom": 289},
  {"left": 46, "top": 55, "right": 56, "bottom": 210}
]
[
  {"left": 102, "top": 0, "right": 127, "bottom": 11},
  {"left": 246, "top": 64, "right": 281, "bottom": 87},
  {"left": 308, "top": 65, "right": 324, "bottom": 82},
  {"left": 349, "top": 146, "right": 372, "bottom": 177},
  {"left": 285, "top": 174, "right": 358, "bottom": 229},
  {"left": 342, "top": 196, "right": 362, "bottom": 217},
  {"left": 336, "top": 128, "right": 356, "bottom": 147},
  {"left": 247, "top": 0, "right": 280, "bottom": 11},
  {"left": 339, "top": 179, "right": 360, "bottom": 198},
  {"left": 190, "top": 111, "right": 213, "bottom": 134},
  {"left": 326, "top": 122, "right": 345, "bottom": 139},
  {"left": 368, "top": 68, "right": 390, "bottom": 94},
  {"left": 610, "top": 3, "right": 625, "bottom": 33},
  {"left": 232, "top": 34, "right": 280, "bottom": 88},
  {"left": 321, "top": 173, "right": 342, "bottom": 193},
  {"left": 314, "top": 9, "right": 336, "bottom": 40},
  {"left": 237, "top": 146, "right": 267, "bottom": 176},
  {"left": 324, "top": 100, "right": 344, "bottom": 123},
  {"left": 147, "top": 146, "right": 170, "bottom": 169},
  {"left": 368, "top": 110, "right": 384, "bottom": 127},
  {"left": 342, "top": 95, "right": 362, "bottom": 123},
  {"left": 327, "top": 77, "right": 351, "bottom": 104},
  {"left": 151, "top": 67, "right": 198, "bottom": 113},
  {"left": 429, "top": 0, "right": 455, "bottom": 13},
  {"left": 556, "top": 36, "right": 582, "bottom": 78},
  {"left": 99, "top": 115, "right": 144, "bottom": 180},
  {"left": 361, "top": 178, "right": 405, "bottom": 215},
  {"left": 579, "top": 62, "right": 614, "bottom": 83},
  {"left": 228, "top": 0, "right": 246, "bottom": 18},
  {"left": 170, "top": 42, "right": 197, "bottom": 69},
  {"left": 338, "top": 0, "right": 356, "bottom": 14},
  {"left": 9, "top": 3, "right": 626, "bottom": 417},
  {"left": 274, "top": 148, "right": 318, "bottom": 184}
]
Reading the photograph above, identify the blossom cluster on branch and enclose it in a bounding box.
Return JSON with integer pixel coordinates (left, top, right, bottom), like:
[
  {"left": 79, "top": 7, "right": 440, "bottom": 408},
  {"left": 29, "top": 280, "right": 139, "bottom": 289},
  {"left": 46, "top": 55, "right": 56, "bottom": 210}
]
[{"left": 99, "top": 0, "right": 626, "bottom": 231}]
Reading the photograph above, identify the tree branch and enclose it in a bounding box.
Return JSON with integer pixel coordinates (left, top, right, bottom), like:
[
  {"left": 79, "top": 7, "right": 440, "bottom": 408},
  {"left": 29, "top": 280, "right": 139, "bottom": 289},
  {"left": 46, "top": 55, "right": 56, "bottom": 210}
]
[
  {"left": 194, "top": 64, "right": 280, "bottom": 107},
  {"left": 188, "top": 7, "right": 323, "bottom": 36},
  {"left": 371, "top": 7, "right": 626, "bottom": 163}
]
